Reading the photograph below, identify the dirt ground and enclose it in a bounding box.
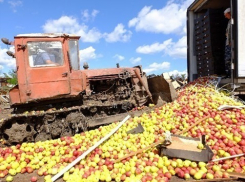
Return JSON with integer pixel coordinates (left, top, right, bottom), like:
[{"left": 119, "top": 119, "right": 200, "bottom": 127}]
[{"left": 1, "top": 170, "right": 64, "bottom": 182}]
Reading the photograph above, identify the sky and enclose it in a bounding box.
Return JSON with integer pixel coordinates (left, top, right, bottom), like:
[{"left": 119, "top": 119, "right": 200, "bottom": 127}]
[{"left": 0, "top": 0, "right": 194, "bottom": 77}]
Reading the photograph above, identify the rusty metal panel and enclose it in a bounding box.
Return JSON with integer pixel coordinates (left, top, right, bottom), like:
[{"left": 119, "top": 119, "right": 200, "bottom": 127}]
[
  {"left": 70, "top": 71, "right": 85, "bottom": 95},
  {"left": 25, "top": 66, "right": 70, "bottom": 102},
  {"left": 8, "top": 85, "right": 21, "bottom": 105},
  {"left": 147, "top": 76, "right": 178, "bottom": 103},
  {"left": 27, "top": 81, "right": 70, "bottom": 100},
  {"left": 26, "top": 67, "right": 69, "bottom": 82},
  {"left": 14, "top": 39, "right": 27, "bottom": 86}
]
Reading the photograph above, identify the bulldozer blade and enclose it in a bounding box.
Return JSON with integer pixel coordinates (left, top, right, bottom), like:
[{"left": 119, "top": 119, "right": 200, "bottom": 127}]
[
  {"left": 147, "top": 76, "right": 178, "bottom": 105},
  {"left": 127, "top": 123, "right": 144, "bottom": 134}
]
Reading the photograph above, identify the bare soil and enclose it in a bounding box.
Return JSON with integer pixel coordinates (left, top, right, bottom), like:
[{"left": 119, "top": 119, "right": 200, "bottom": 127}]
[{"left": 1, "top": 170, "right": 64, "bottom": 182}]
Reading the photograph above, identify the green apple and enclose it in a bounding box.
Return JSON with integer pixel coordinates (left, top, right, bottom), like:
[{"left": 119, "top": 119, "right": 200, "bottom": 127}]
[
  {"left": 198, "top": 162, "right": 206, "bottom": 168},
  {"left": 206, "top": 173, "right": 214, "bottom": 179},
  {"left": 6, "top": 176, "right": 14, "bottom": 182},
  {"left": 165, "top": 160, "right": 171, "bottom": 166},
  {"left": 197, "top": 143, "right": 204, "bottom": 150},
  {"left": 218, "top": 150, "right": 225, "bottom": 156},
  {"left": 184, "top": 173, "right": 191, "bottom": 180},
  {"left": 171, "top": 161, "right": 177, "bottom": 168},
  {"left": 194, "top": 172, "right": 203, "bottom": 180},
  {"left": 190, "top": 162, "right": 197, "bottom": 168},
  {"left": 212, "top": 165, "right": 221, "bottom": 172}
]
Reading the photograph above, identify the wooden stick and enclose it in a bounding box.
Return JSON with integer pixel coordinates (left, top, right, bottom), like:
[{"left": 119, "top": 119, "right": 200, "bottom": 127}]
[
  {"left": 114, "top": 115, "right": 210, "bottom": 163},
  {"left": 177, "top": 115, "right": 210, "bottom": 135},
  {"left": 207, "top": 153, "right": 245, "bottom": 168},
  {"left": 114, "top": 139, "right": 163, "bottom": 163},
  {"left": 51, "top": 115, "right": 131, "bottom": 182},
  {"left": 212, "top": 153, "right": 244, "bottom": 162}
]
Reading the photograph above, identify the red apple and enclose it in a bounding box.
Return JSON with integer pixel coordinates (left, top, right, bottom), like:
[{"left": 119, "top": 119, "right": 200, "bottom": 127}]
[{"left": 31, "top": 176, "right": 38, "bottom": 182}]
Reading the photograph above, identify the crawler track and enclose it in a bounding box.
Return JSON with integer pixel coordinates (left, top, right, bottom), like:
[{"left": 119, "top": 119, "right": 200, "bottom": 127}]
[{"left": 0, "top": 103, "right": 153, "bottom": 146}]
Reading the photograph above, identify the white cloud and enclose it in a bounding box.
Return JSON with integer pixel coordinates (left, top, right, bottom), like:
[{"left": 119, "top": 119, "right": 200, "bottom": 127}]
[
  {"left": 168, "top": 69, "right": 187, "bottom": 75},
  {"left": 128, "top": 0, "right": 193, "bottom": 34},
  {"left": 8, "top": 0, "right": 22, "bottom": 12},
  {"left": 167, "top": 36, "right": 187, "bottom": 58},
  {"left": 42, "top": 16, "right": 132, "bottom": 43},
  {"left": 113, "top": 54, "right": 125, "bottom": 61},
  {"left": 0, "top": 46, "right": 16, "bottom": 72},
  {"left": 83, "top": 29, "right": 102, "bottom": 43},
  {"left": 42, "top": 16, "right": 102, "bottom": 43},
  {"left": 0, "top": 0, "right": 4, "bottom": 3},
  {"left": 130, "top": 57, "right": 141, "bottom": 64},
  {"left": 81, "top": 9, "right": 99, "bottom": 22},
  {"left": 79, "top": 46, "right": 101, "bottom": 63},
  {"left": 136, "top": 39, "right": 172, "bottom": 54},
  {"left": 104, "top": 24, "right": 132, "bottom": 43},
  {"left": 143, "top": 62, "right": 170, "bottom": 74},
  {"left": 168, "top": 69, "right": 187, "bottom": 78},
  {"left": 136, "top": 36, "right": 187, "bottom": 59},
  {"left": 8, "top": 0, "right": 22, "bottom": 7},
  {"left": 92, "top": 10, "right": 99, "bottom": 18},
  {"left": 81, "top": 10, "right": 89, "bottom": 21}
]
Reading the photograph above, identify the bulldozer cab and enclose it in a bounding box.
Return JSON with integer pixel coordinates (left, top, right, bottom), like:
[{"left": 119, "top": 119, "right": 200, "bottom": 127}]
[
  {"left": 2, "top": 33, "right": 177, "bottom": 108},
  {"left": 2, "top": 33, "right": 82, "bottom": 105}
]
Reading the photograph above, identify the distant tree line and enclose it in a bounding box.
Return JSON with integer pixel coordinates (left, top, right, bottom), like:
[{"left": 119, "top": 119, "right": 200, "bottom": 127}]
[
  {"left": 170, "top": 73, "right": 187, "bottom": 81},
  {"left": 1, "top": 69, "right": 18, "bottom": 86}
]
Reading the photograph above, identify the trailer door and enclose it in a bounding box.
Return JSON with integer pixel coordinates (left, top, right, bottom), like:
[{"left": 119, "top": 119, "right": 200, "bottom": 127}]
[{"left": 232, "top": 0, "right": 245, "bottom": 77}]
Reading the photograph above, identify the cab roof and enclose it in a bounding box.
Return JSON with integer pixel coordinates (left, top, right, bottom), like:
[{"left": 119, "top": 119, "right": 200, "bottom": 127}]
[{"left": 15, "top": 33, "right": 80, "bottom": 38}]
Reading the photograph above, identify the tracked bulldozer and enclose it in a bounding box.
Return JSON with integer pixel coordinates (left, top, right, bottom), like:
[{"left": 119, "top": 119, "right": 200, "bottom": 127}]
[{"left": 0, "top": 33, "right": 177, "bottom": 145}]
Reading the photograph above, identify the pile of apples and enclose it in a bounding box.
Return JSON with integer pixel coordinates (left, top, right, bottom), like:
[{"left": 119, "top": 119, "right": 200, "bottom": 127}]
[{"left": 1, "top": 76, "right": 245, "bottom": 182}]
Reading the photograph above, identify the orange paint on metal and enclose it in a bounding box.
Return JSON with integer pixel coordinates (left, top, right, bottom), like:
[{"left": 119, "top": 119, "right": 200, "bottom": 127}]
[
  {"left": 8, "top": 85, "right": 21, "bottom": 105},
  {"left": 9, "top": 34, "right": 147, "bottom": 107},
  {"left": 70, "top": 70, "right": 84, "bottom": 95}
]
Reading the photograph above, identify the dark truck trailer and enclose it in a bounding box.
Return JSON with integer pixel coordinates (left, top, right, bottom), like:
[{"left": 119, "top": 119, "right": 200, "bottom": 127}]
[{"left": 187, "top": 0, "right": 245, "bottom": 94}]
